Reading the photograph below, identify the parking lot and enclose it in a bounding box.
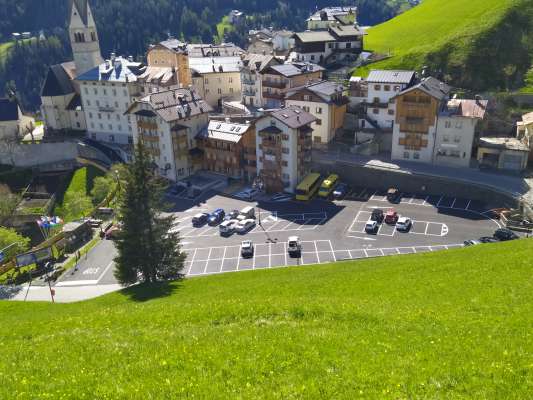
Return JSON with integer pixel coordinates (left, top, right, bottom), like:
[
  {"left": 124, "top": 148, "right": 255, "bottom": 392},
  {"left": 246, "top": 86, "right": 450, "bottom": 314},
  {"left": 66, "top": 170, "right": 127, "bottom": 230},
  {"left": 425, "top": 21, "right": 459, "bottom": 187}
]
[{"left": 58, "top": 185, "right": 507, "bottom": 286}]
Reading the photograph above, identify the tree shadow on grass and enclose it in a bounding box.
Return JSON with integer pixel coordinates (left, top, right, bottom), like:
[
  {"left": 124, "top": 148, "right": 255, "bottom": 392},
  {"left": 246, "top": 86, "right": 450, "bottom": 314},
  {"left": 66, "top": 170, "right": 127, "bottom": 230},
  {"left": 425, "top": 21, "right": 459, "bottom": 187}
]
[{"left": 119, "top": 280, "right": 182, "bottom": 302}]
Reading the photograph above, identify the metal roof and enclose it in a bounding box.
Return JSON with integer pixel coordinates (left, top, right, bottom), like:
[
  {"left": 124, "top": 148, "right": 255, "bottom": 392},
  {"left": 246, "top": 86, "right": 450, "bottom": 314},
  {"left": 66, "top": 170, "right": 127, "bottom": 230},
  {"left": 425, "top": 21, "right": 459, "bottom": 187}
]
[
  {"left": 268, "top": 62, "right": 324, "bottom": 77},
  {"left": 293, "top": 31, "right": 336, "bottom": 43},
  {"left": 200, "top": 120, "right": 251, "bottom": 143},
  {"left": 189, "top": 56, "right": 242, "bottom": 74},
  {"left": 76, "top": 57, "right": 145, "bottom": 82},
  {"left": 269, "top": 105, "right": 316, "bottom": 129},
  {"left": 367, "top": 70, "right": 416, "bottom": 84},
  {"left": 398, "top": 76, "right": 451, "bottom": 100}
]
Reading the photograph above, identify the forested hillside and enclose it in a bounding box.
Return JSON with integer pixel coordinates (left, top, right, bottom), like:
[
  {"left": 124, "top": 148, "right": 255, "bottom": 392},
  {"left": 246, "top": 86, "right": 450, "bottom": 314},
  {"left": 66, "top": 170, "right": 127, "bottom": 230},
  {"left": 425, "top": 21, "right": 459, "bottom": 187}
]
[
  {"left": 361, "top": 0, "right": 533, "bottom": 93},
  {"left": 0, "top": 0, "right": 411, "bottom": 111}
]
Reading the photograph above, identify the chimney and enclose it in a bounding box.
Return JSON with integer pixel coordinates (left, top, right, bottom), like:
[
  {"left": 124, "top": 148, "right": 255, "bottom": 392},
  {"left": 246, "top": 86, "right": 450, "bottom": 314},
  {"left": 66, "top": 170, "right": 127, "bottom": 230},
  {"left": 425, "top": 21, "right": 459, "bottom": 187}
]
[
  {"left": 225, "top": 117, "right": 231, "bottom": 123},
  {"left": 110, "top": 52, "right": 116, "bottom": 62},
  {"left": 128, "top": 55, "right": 133, "bottom": 62}
]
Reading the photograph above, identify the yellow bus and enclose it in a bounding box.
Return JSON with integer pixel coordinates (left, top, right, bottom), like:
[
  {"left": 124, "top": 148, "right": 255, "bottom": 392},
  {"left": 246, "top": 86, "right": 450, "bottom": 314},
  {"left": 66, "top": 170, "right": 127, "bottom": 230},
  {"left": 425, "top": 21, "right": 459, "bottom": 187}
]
[
  {"left": 295, "top": 173, "right": 321, "bottom": 201},
  {"left": 318, "top": 174, "right": 339, "bottom": 198}
]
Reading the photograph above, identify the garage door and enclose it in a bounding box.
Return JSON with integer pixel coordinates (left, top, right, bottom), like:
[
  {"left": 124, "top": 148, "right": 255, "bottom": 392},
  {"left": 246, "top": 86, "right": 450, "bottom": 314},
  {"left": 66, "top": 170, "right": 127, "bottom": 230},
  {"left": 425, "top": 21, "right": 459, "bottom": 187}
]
[{"left": 502, "top": 154, "right": 523, "bottom": 170}]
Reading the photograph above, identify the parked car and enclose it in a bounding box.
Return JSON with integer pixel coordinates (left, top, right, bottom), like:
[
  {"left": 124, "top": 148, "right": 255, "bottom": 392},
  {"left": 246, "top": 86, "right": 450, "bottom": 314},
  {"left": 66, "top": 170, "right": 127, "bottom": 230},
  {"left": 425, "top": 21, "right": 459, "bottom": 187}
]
[
  {"left": 269, "top": 192, "right": 293, "bottom": 202},
  {"left": 493, "top": 228, "right": 519, "bottom": 241},
  {"left": 479, "top": 236, "right": 499, "bottom": 244},
  {"left": 365, "top": 220, "right": 379, "bottom": 234},
  {"left": 463, "top": 239, "right": 482, "bottom": 247},
  {"left": 396, "top": 217, "right": 412, "bottom": 232},
  {"left": 332, "top": 183, "right": 349, "bottom": 199},
  {"left": 235, "top": 188, "right": 260, "bottom": 201},
  {"left": 384, "top": 209, "right": 399, "bottom": 224},
  {"left": 371, "top": 209, "right": 384, "bottom": 223},
  {"left": 387, "top": 188, "right": 401, "bottom": 203},
  {"left": 238, "top": 206, "right": 256, "bottom": 221},
  {"left": 287, "top": 236, "right": 302, "bottom": 257},
  {"left": 208, "top": 209, "right": 225, "bottom": 226},
  {"left": 224, "top": 210, "right": 240, "bottom": 221},
  {"left": 241, "top": 240, "right": 254, "bottom": 258},
  {"left": 192, "top": 213, "right": 209, "bottom": 227},
  {"left": 235, "top": 219, "right": 256, "bottom": 233},
  {"left": 105, "top": 226, "right": 121, "bottom": 240},
  {"left": 219, "top": 220, "right": 238, "bottom": 236}
]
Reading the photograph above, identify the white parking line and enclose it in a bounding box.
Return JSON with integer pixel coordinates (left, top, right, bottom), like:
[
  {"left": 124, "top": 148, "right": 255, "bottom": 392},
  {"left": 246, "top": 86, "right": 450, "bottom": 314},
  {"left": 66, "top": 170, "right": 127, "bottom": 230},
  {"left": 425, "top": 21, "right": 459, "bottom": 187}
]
[
  {"left": 465, "top": 200, "right": 471, "bottom": 210},
  {"left": 329, "top": 240, "right": 336, "bottom": 262},
  {"left": 188, "top": 248, "right": 197, "bottom": 275},
  {"left": 436, "top": 196, "right": 444, "bottom": 207},
  {"left": 203, "top": 248, "right": 212, "bottom": 274},
  {"left": 220, "top": 247, "right": 227, "bottom": 273},
  {"left": 268, "top": 242, "right": 272, "bottom": 268},
  {"left": 451, "top": 198, "right": 457, "bottom": 208}
]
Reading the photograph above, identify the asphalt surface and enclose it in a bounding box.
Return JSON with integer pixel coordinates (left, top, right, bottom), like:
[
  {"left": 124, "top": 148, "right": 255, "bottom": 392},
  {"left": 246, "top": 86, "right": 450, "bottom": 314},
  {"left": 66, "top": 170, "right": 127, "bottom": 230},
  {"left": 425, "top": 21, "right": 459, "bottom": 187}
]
[{"left": 55, "top": 187, "right": 504, "bottom": 286}]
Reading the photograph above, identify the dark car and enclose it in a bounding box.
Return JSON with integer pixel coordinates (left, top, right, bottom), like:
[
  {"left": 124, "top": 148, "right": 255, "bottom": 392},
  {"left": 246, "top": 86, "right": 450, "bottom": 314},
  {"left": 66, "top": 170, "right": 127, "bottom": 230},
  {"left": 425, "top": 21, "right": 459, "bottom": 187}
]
[
  {"left": 332, "top": 183, "right": 349, "bottom": 199},
  {"left": 386, "top": 188, "right": 401, "bottom": 203},
  {"left": 192, "top": 213, "right": 209, "bottom": 227},
  {"left": 479, "top": 236, "right": 499, "bottom": 244},
  {"left": 493, "top": 228, "right": 519, "bottom": 241},
  {"left": 371, "top": 209, "right": 384, "bottom": 223},
  {"left": 225, "top": 209, "right": 240, "bottom": 221},
  {"left": 208, "top": 209, "right": 226, "bottom": 226}
]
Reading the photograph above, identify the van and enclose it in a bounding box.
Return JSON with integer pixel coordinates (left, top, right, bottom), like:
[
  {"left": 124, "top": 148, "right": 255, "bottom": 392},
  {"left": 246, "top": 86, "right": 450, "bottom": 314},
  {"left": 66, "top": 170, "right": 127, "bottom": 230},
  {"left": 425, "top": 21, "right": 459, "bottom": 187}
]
[
  {"left": 192, "top": 213, "right": 209, "bottom": 227},
  {"left": 239, "top": 206, "right": 255, "bottom": 220}
]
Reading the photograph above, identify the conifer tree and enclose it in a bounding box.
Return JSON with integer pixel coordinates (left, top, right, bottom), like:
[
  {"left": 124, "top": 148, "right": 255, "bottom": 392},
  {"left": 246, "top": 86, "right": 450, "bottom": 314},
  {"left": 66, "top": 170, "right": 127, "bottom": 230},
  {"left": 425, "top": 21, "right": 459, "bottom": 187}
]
[{"left": 114, "top": 142, "right": 186, "bottom": 285}]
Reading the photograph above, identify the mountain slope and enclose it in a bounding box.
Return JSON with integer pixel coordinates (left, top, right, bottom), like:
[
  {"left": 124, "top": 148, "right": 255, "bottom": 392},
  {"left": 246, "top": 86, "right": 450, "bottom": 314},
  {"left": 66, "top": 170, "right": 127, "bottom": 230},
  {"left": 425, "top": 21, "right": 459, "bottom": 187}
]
[
  {"left": 361, "top": 0, "right": 533, "bottom": 92},
  {"left": 1, "top": 240, "right": 532, "bottom": 398}
]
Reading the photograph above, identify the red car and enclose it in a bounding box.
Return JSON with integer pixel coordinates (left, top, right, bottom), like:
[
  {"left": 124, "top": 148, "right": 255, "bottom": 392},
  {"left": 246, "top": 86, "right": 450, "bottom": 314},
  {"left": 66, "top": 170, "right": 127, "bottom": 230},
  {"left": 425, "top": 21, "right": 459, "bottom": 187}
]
[{"left": 384, "top": 209, "right": 398, "bottom": 224}]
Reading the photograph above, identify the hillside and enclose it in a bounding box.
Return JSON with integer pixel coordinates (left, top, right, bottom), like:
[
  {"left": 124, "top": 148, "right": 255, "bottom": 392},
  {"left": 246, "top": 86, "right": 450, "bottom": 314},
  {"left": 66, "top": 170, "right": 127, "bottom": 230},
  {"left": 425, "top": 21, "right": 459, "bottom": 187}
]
[
  {"left": 1, "top": 240, "right": 532, "bottom": 398},
  {"left": 361, "top": 0, "right": 533, "bottom": 92}
]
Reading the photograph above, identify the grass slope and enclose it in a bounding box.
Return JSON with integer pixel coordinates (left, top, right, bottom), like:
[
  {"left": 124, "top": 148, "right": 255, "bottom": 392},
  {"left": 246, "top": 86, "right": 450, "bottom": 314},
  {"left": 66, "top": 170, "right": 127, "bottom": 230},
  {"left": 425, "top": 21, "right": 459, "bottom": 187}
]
[
  {"left": 360, "top": 0, "right": 533, "bottom": 91},
  {"left": 1, "top": 240, "right": 532, "bottom": 398}
]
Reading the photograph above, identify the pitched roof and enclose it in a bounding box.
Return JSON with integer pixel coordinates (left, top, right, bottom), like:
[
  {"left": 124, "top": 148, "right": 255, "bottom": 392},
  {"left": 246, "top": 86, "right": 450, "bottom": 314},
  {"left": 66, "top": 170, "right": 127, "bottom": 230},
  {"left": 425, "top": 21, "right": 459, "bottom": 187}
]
[
  {"left": 269, "top": 105, "right": 316, "bottom": 129},
  {"left": 329, "top": 24, "right": 365, "bottom": 38},
  {"left": 187, "top": 43, "right": 244, "bottom": 58},
  {"left": 189, "top": 56, "right": 242, "bottom": 74},
  {"left": 135, "top": 88, "right": 212, "bottom": 123},
  {"left": 41, "top": 62, "right": 76, "bottom": 97},
  {"left": 398, "top": 77, "right": 451, "bottom": 100},
  {"left": 293, "top": 31, "right": 336, "bottom": 43},
  {"left": 286, "top": 80, "right": 345, "bottom": 103},
  {"left": 522, "top": 111, "right": 533, "bottom": 124},
  {"left": 443, "top": 99, "right": 488, "bottom": 119},
  {"left": 0, "top": 98, "right": 19, "bottom": 122},
  {"left": 241, "top": 54, "right": 279, "bottom": 72},
  {"left": 479, "top": 137, "right": 529, "bottom": 152},
  {"left": 198, "top": 120, "right": 251, "bottom": 143},
  {"left": 70, "top": 0, "right": 88, "bottom": 26},
  {"left": 157, "top": 39, "right": 188, "bottom": 54},
  {"left": 307, "top": 6, "right": 357, "bottom": 22},
  {"left": 76, "top": 57, "right": 145, "bottom": 82},
  {"left": 367, "top": 70, "right": 416, "bottom": 84},
  {"left": 268, "top": 62, "right": 324, "bottom": 77}
]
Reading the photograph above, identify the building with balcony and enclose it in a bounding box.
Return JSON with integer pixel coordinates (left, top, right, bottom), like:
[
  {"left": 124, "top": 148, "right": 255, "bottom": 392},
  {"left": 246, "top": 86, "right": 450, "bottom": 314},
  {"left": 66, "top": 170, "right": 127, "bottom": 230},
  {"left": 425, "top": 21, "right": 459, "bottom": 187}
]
[
  {"left": 261, "top": 62, "right": 324, "bottom": 109},
  {"left": 307, "top": 6, "right": 358, "bottom": 30},
  {"left": 240, "top": 54, "right": 281, "bottom": 108},
  {"left": 290, "top": 24, "right": 365, "bottom": 66},
  {"left": 285, "top": 80, "right": 348, "bottom": 147},
  {"left": 127, "top": 88, "right": 212, "bottom": 181},
  {"left": 362, "top": 70, "right": 416, "bottom": 132},
  {"left": 196, "top": 119, "right": 255, "bottom": 179},
  {"left": 77, "top": 55, "right": 146, "bottom": 148},
  {"left": 255, "top": 106, "right": 316, "bottom": 193},
  {"left": 391, "top": 77, "right": 451, "bottom": 164}
]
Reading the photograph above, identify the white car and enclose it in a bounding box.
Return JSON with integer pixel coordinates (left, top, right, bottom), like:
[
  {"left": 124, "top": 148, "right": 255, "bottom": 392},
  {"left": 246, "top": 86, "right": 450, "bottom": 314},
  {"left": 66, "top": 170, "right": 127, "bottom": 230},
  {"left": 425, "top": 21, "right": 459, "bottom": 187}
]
[
  {"left": 396, "top": 217, "right": 412, "bottom": 232},
  {"left": 235, "top": 219, "right": 256, "bottom": 233},
  {"left": 365, "top": 220, "right": 378, "bottom": 233},
  {"left": 241, "top": 240, "right": 254, "bottom": 258},
  {"left": 219, "top": 219, "right": 238, "bottom": 236},
  {"left": 287, "top": 236, "right": 302, "bottom": 256}
]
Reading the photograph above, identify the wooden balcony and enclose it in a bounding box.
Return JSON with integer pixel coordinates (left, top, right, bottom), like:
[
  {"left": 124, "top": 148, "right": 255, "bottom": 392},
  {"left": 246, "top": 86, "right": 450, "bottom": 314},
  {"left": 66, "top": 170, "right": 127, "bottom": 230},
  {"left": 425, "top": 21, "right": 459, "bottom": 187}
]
[
  {"left": 262, "top": 91, "right": 284, "bottom": 100},
  {"left": 141, "top": 134, "right": 159, "bottom": 143},
  {"left": 138, "top": 120, "right": 158, "bottom": 130},
  {"left": 262, "top": 80, "right": 287, "bottom": 89}
]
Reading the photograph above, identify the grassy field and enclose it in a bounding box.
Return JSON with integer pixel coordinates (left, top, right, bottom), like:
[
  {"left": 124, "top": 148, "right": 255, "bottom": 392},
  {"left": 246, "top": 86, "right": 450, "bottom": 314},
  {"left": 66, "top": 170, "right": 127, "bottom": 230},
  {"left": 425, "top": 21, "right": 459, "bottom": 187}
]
[
  {"left": 54, "top": 166, "right": 104, "bottom": 222},
  {"left": 0, "top": 240, "right": 532, "bottom": 398},
  {"left": 358, "top": 0, "right": 526, "bottom": 82}
]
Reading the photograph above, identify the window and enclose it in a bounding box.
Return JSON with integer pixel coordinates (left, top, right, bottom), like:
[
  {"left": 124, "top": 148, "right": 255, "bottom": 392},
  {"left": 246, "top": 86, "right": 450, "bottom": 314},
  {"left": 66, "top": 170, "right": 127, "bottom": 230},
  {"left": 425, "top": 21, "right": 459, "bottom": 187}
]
[
  {"left": 114, "top": 101, "right": 119, "bottom": 108},
  {"left": 328, "top": 43, "right": 334, "bottom": 49},
  {"left": 112, "top": 89, "right": 117, "bottom": 96},
  {"left": 445, "top": 121, "right": 452, "bottom": 129},
  {"left": 403, "top": 152, "right": 410, "bottom": 159},
  {"left": 443, "top": 135, "right": 449, "bottom": 143},
  {"left": 91, "top": 32, "right": 96, "bottom": 41},
  {"left": 99, "top": 123, "right": 103, "bottom": 130},
  {"left": 282, "top": 134, "right": 289, "bottom": 141},
  {"left": 128, "top": 136, "right": 133, "bottom": 144},
  {"left": 315, "top": 119, "right": 322, "bottom": 126},
  {"left": 345, "top": 42, "right": 351, "bottom": 49},
  {"left": 384, "top": 85, "right": 390, "bottom": 91},
  {"left": 90, "top": 122, "right": 95, "bottom": 129},
  {"left": 229, "top": 77, "right": 233, "bottom": 83},
  {"left": 109, "top": 134, "right": 115, "bottom": 142},
  {"left": 205, "top": 78, "right": 209, "bottom": 84},
  {"left": 91, "top": 132, "right": 96, "bottom": 139},
  {"left": 108, "top": 124, "right": 113, "bottom": 130},
  {"left": 123, "top": 90, "right": 128, "bottom": 96},
  {"left": 373, "top": 108, "right": 379, "bottom": 114},
  {"left": 303, "top": 95, "right": 311, "bottom": 101},
  {"left": 218, "top": 88, "right": 222, "bottom": 95},
  {"left": 282, "top": 173, "right": 290, "bottom": 180},
  {"left": 374, "top": 85, "right": 381, "bottom": 91},
  {"left": 455, "top": 121, "right": 463, "bottom": 129},
  {"left": 282, "top": 147, "right": 290, "bottom": 154},
  {"left": 76, "top": 122, "right": 81, "bottom": 128},
  {"left": 316, "top": 107, "right": 322, "bottom": 114},
  {"left": 314, "top": 136, "right": 321, "bottom": 143},
  {"left": 84, "top": 87, "right": 88, "bottom": 95},
  {"left": 103, "top": 88, "right": 107, "bottom": 96},
  {"left": 230, "top": 88, "right": 234, "bottom": 93},
  {"left": 86, "top": 100, "right": 91, "bottom": 106},
  {"left": 388, "top": 109, "right": 394, "bottom": 115},
  {"left": 310, "top": 55, "right": 315, "bottom": 61},
  {"left": 89, "top": 112, "right": 93, "bottom": 119},
  {"left": 93, "top": 88, "right": 97, "bottom": 95},
  {"left": 282, "top": 160, "right": 288, "bottom": 167},
  {"left": 96, "top": 100, "right": 100, "bottom": 107},
  {"left": 413, "top": 152, "right": 420, "bottom": 160},
  {"left": 454, "top": 136, "right": 461, "bottom": 143},
  {"left": 97, "top": 113, "right": 102, "bottom": 120}
]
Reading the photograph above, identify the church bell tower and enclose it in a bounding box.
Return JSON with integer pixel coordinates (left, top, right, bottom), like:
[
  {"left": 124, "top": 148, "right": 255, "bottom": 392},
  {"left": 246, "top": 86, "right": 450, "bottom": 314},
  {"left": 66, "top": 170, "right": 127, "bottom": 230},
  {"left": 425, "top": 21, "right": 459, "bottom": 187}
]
[{"left": 69, "top": 0, "right": 103, "bottom": 75}]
